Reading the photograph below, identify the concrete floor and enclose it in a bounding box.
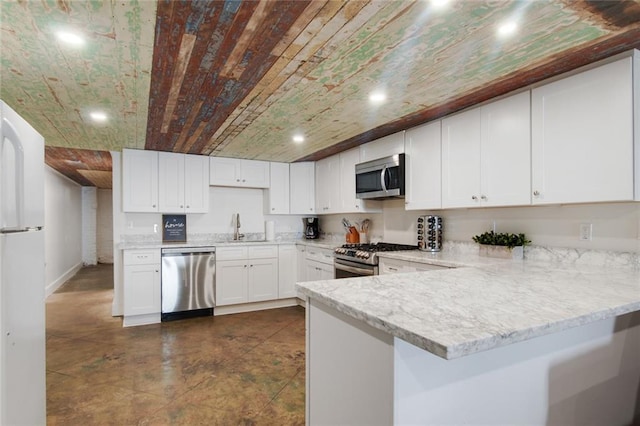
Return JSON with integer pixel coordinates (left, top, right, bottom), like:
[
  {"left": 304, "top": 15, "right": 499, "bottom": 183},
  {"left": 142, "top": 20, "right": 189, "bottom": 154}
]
[{"left": 45, "top": 264, "right": 305, "bottom": 425}]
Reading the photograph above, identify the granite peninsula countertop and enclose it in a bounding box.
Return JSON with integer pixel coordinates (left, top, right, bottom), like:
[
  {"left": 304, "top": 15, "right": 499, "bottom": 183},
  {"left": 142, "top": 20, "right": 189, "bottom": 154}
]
[{"left": 296, "top": 253, "right": 640, "bottom": 360}]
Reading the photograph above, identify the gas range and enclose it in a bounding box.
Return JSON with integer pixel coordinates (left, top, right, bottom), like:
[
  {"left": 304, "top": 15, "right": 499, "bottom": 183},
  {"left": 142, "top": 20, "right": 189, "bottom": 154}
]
[{"left": 334, "top": 242, "right": 419, "bottom": 266}]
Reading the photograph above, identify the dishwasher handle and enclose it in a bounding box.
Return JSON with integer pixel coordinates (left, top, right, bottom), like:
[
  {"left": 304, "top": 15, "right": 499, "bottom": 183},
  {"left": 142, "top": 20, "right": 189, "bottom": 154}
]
[{"left": 162, "top": 247, "right": 216, "bottom": 256}]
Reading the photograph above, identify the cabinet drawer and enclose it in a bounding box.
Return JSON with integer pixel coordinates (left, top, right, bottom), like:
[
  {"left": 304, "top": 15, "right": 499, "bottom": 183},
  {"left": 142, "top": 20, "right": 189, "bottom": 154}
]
[
  {"left": 216, "top": 246, "right": 249, "bottom": 261},
  {"left": 306, "top": 247, "right": 334, "bottom": 265},
  {"left": 248, "top": 245, "right": 278, "bottom": 259},
  {"left": 124, "top": 249, "right": 160, "bottom": 265}
]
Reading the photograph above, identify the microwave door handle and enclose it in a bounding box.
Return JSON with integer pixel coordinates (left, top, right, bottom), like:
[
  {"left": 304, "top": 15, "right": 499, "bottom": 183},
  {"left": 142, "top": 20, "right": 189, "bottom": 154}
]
[
  {"left": 380, "top": 165, "right": 388, "bottom": 192},
  {"left": 1, "top": 117, "right": 25, "bottom": 230}
]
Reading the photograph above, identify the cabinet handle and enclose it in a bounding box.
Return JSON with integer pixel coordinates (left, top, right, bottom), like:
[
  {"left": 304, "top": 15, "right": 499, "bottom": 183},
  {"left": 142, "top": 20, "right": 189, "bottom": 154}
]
[
  {"left": 480, "top": 195, "right": 487, "bottom": 200},
  {"left": 533, "top": 190, "right": 540, "bottom": 196},
  {"left": 389, "top": 267, "right": 398, "bottom": 271},
  {"left": 471, "top": 196, "right": 478, "bottom": 201}
]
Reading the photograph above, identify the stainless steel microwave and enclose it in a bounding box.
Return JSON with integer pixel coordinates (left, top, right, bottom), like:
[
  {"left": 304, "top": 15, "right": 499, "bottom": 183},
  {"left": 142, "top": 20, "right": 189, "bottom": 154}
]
[{"left": 355, "top": 153, "right": 405, "bottom": 200}]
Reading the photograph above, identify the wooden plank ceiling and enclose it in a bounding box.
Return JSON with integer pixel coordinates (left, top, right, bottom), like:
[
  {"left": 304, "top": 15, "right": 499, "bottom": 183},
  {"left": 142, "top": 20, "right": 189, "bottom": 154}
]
[{"left": 1, "top": 0, "right": 640, "bottom": 188}]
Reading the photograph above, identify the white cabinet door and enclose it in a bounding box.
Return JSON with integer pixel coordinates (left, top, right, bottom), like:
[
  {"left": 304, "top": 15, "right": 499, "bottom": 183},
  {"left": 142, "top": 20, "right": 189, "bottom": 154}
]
[
  {"left": 532, "top": 57, "right": 634, "bottom": 204},
  {"left": 318, "top": 262, "right": 334, "bottom": 280},
  {"left": 296, "top": 245, "right": 307, "bottom": 283},
  {"left": 315, "top": 155, "right": 340, "bottom": 213},
  {"left": 441, "top": 109, "right": 482, "bottom": 208},
  {"left": 158, "top": 152, "right": 185, "bottom": 213},
  {"left": 405, "top": 121, "right": 441, "bottom": 210},
  {"left": 290, "top": 162, "right": 316, "bottom": 215},
  {"left": 122, "top": 149, "right": 158, "bottom": 212},
  {"left": 248, "top": 258, "right": 278, "bottom": 302},
  {"left": 359, "top": 131, "right": 405, "bottom": 162},
  {"left": 266, "top": 162, "right": 290, "bottom": 214},
  {"left": 215, "top": 260, "right": 249, "bottom": 306},
  {"left": 124, "top": 265, "right": 160, "bottom": 316},
  {"left": 339, "top": 148, "right": 382, "bottom": 213},
  {"left": 184, "top": 154, "right": 209, "bottom": 213},
  {"left": 209, "top": 157, "right": 241, "bottom": 186},
  {"left": 278, "top": 245, "right": 297, "bottom": 298},
  {"left": 442, "top": 91, "right": 531, "bottom": 209},
  {"left": 480, "top": 91, "right": 531, "bottom": 207},
  {"left": 241, "top": 159, "right": 270, "bottom": 188}
]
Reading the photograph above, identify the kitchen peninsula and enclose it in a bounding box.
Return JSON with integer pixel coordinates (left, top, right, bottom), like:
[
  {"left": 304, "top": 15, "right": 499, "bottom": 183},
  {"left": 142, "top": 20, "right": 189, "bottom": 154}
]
[{"left": 297, "top": 249, "right": 640, "bottom": 425}]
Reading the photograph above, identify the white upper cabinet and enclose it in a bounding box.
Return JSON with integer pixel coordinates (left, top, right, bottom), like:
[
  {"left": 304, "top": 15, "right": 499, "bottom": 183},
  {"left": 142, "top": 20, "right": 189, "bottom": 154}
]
[
  {"left": 266, "top": 162, "right": 290, "bottom": 214},
  {"left": 480, "top": 91, "right": 531, "bottom": 207},
  {"left": 158, "top": 152, "right": 209, "bottom": 213},
  {"left": 532, "top": 56, "right": 636, "bottom": 204},
  {"left": 122, "top": 149, "right": 158, "bottom": 212},
  {"left": 209, "top": 157, "right": 270, "bottom": 188},
  {"left": 339, "top": 147, "right": 381, "bottom": 213},
  {"left": 158, "top": 152, "right": 185, "bottom": 213},
  {"left": 442, "top": 91, "right": 531, "bottom": 208},
  {"left": 315, "top": 155, "right": 340, "bottom": 214},
  {"left": 183, "top": 154, "right": 209, "bottom": 213},
  {"left": 405, "top": 121, "right": 441, "bottom": 210},
  {"left": 442, "top": 108, "right": 482, "bottom": 208},
  {"left": 290, "top": 162, "right": 315, "bottom": 215},
  {"left": 359, "top": 131, "right": 405, "bottom": 162}
]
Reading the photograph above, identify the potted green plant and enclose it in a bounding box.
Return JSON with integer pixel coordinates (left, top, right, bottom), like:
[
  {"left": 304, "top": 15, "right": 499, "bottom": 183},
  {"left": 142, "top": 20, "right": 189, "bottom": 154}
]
[{"left": 472, "top": 231, "right": 530, "bottom": 260}]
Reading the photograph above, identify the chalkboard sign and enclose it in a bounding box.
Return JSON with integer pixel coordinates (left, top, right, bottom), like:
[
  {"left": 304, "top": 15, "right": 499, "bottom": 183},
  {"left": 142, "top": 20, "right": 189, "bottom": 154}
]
[{"left": 163, "top": 214, "right": 187, "bottom": 243}]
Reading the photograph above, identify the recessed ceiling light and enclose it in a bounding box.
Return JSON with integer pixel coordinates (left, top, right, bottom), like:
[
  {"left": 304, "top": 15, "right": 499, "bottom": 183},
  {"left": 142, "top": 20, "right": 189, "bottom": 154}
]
[
  {"left": 56, "top": 31, "right": 85, "bottom": 46},
  {"left": 90, "top": 111, "right": 108, "bottom": 122},
  {"left": 293, "top": 135, "right": 305, "bottom": 144},
  {"left": 369, "top": 91, "right": 387, "bottom": 105},
  {"left": 497, "top": 21, "right": 518, "bottom": 38},
  {"left": 430, "top": 0, "right": 450, "bottom": 10}
]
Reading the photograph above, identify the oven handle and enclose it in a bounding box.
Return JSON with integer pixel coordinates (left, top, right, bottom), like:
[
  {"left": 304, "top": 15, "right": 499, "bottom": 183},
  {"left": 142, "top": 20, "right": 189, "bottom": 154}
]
[{"left": 335, "top": 262, "right": 376, "bottom": 276}]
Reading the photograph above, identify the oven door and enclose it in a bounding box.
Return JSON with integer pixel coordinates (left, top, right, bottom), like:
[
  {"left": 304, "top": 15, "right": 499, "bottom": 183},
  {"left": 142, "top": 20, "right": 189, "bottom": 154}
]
[{"left": 334, "top": 258, "right": 378, "bottom": 279}]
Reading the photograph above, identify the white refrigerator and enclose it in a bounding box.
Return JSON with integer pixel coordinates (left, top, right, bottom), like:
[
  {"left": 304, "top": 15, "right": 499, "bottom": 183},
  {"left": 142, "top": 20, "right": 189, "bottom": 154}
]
[{"left": 0, "top": 100, "right": 46, "bottom": 425}]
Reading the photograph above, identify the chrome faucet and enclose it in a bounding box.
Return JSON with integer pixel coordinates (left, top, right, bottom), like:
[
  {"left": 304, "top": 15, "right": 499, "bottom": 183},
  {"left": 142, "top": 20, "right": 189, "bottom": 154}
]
[{"left": 234, "top": 213, "right": 244, "bottom": 240}]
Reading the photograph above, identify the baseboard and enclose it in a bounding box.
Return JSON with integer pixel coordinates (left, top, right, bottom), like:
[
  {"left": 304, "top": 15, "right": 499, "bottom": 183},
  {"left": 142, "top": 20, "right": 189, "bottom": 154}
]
[
  {"left": 45, "top": 262, "right": 82, "bottom": 297},
  {"left": 214, "top": 298, "right": 300, "bottom": 316},
  {"left": 123, "top": 313, "right": 160, "bottom": 327}
]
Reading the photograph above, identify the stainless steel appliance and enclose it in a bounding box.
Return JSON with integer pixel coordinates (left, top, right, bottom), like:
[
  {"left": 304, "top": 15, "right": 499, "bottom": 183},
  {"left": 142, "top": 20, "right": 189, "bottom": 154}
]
[
  {"left": 334, "top": 242, "right": 418, "bottom": 278},
  {"left": 303, "top": 217, "right": 319, "bottom": 239},
  {"left": 418, "top": 215, "right": 443, "bottom": 252},
  {"left": 355, "top": 153, "right": 405, "bottom": 200},
  {"left": 0, "top": 100, "right": 46, "bottom": 424},
  {"left": 161, "top": 247, "right": 216, "bottom": 321}
]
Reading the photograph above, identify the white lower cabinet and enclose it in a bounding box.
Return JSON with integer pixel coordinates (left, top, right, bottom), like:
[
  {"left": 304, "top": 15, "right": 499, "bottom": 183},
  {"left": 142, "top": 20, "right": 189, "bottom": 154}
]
[
  {"left": 278, "top": 245, "right": 297, "bottom": 298},
  {"left": 296, "top": 245, "right": 307, "bottom": 282},
  {"left": 215, "top": 245, "right": 278, "bottom": 306},
  {"left": 304, "top": 246, "right": 334, "bottom": 280},
  {"left": 123, "top": 249, "right": 161, "bottom": 321}
]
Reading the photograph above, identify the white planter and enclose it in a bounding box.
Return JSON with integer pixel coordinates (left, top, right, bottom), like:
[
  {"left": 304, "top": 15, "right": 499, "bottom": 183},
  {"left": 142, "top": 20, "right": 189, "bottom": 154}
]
[{"left": 478, "top": 244, "right": 524, "bottom": 260}]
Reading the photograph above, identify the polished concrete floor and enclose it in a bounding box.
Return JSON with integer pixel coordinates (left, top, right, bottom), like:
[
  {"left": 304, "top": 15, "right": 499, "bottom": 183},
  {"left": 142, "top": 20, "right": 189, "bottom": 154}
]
[{"left": 46, "top": 264, "right": 306, "bottom": 425}]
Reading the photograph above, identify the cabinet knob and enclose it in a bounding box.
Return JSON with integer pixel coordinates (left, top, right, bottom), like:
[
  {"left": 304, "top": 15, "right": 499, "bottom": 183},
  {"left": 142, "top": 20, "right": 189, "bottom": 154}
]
[
  {"left": 471, "top": 196, "right": 478, "bottom": 201},
  {"left": 237, "top": 179, "right": 240, "bottom": 182},
  {"left": 242, "top": 179, "right": 246, "bottom": 182},
  {"left": 533, "top": 190, "right": 540, "bottom": 196},
  {"left": 180, "top": 205, "right": 184, "bottom": 208},
  {"left": 481, "top": 195, "right": 487, "bottom": 200},
  {"left": 244, "top": 264, "right": 247, "bottom": 268},
  {"left": 152, "top": 204, "right": 156, "bottom": 208},
  {"left": 186, "top": 205, "right": 190, "bottom": 208},
  {"left": 309, "top": 208, "right": 313, "bottom": 211},
  {"left": 155, "top": 270, "right": 159, "bottom": 273},
  {"left": 272, "top": 208, "right": 275, "bottom": 211}
]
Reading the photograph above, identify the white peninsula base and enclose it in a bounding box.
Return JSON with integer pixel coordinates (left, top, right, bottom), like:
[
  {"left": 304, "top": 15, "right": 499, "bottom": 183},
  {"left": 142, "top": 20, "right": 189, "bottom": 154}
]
[{"left": 306, "top": 298, "right": 640, "bottom": 425}]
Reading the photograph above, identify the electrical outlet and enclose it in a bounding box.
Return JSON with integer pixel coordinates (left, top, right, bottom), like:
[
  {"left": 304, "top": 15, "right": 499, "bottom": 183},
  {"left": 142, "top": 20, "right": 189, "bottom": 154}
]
[{"left": 579, "top": 223, "right": 592, "bottom": 241}]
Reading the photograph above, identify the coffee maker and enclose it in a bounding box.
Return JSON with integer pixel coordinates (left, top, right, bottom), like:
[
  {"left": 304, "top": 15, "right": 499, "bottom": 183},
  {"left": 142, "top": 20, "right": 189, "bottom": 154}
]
[{"left": 303, "top": 217, "right": 319, "bottom": 239}]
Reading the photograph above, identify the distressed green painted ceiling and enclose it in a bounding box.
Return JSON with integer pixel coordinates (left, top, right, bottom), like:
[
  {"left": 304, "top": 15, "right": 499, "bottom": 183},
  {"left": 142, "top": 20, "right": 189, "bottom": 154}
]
[{"left": 1, "top": 0, "right": 640, "bottom": 187}]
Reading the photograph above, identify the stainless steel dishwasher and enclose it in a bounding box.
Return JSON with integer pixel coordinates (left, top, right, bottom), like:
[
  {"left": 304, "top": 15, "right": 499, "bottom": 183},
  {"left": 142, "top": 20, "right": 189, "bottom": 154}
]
[{"left": 161, "top": 247, "right": 216, "bottom": 321}]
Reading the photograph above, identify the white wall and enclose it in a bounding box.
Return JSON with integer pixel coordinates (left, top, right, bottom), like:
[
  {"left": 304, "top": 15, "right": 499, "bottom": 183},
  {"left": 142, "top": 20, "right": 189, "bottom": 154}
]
[
  {"left": 81, "top": 187, "right": 97, "bottom": 265},
  {"left": 97, "top": 189, "right": 113, "bottom": 263},
  {"left": 320, "top": 199, "right": 640, "bottom": 253},
  {"left": 44, "top": 166, "right": 82, "bottom": 296}
]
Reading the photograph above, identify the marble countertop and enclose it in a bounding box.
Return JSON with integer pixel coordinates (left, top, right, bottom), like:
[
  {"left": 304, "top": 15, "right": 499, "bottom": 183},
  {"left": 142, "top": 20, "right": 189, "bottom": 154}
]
[
  {"left": 119, "top": 238, "right": 339, "bottom": 250},
  {"left": 296, "top": 253, "right": 640, "bottom": 360}
]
